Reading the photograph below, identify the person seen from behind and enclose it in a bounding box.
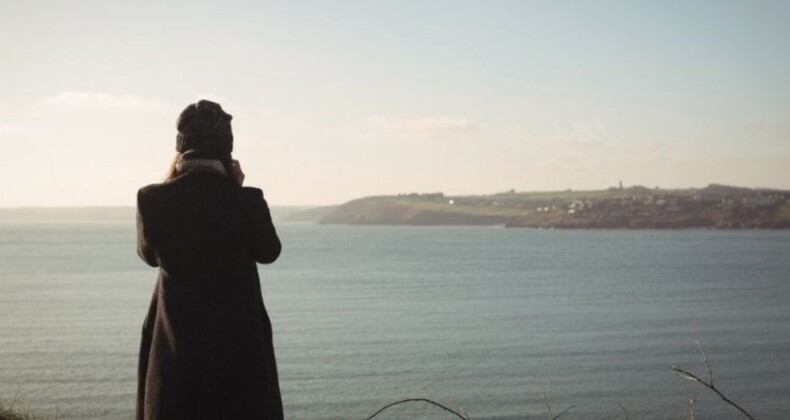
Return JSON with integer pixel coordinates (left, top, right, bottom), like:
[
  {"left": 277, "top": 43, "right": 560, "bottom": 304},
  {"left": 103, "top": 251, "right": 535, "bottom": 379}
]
[{"left": 135, "top": 100, "right": 283, "bottom": 420}]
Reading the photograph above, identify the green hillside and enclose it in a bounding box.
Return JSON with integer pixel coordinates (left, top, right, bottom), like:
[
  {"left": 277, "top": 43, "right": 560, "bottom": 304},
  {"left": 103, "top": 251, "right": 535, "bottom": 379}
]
[{"left": 321, "top": 185, "right": 790, "bottom": 229}]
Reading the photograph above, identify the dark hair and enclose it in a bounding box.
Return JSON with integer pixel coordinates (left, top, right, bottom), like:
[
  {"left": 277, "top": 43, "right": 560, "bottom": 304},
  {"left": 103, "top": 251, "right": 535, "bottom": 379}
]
[{"left": 164, "top": 153, "right": 180, "bottom": 182}]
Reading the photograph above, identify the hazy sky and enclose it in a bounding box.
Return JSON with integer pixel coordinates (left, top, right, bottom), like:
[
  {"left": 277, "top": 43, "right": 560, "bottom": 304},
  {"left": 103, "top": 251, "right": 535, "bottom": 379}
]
[{"left": 1, "top": 1, "right": 788, "bottom": 206}]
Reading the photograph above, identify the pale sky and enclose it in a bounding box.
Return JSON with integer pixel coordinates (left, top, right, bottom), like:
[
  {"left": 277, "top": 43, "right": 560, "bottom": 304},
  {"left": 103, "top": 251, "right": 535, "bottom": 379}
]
[{"left": 1, "top": 1, "right": 788, "bottom": 206}]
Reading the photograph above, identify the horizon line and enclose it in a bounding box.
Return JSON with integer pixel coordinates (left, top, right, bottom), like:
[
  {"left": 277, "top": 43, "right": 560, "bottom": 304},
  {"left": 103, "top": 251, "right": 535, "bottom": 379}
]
[{"left": 2, "top": 183, "right": 789, "bottom": 210}]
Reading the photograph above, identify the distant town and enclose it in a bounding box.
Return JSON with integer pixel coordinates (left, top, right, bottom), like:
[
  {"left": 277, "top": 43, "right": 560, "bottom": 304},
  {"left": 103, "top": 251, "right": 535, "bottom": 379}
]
[{"left": 306, "top": 184, "right": 790, "bottom": 229}]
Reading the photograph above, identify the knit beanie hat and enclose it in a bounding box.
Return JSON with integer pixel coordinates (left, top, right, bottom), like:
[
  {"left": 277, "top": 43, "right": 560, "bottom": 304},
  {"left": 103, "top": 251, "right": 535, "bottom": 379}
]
[{"left": 176, "top": 100, "right": 233, "bottom": 154}]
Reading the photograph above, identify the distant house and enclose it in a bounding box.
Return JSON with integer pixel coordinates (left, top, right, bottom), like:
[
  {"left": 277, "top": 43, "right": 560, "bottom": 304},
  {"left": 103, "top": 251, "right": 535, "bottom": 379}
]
[
  {"left": 569, "top": 200, "right": 585, "bottom": 211},
  {"left": 751, "top": 196, "right": 775, "bottom": 207}
]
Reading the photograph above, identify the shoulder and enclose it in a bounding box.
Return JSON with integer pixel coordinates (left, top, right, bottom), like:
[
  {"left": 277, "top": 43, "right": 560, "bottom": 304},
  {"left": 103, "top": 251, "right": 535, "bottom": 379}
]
[
  {"left": 137, "top": 182, "right": 169, "bottom": 207},
  {"left": 241, "top": 186, "right": 264, "bottom": 199},
  {"left": 240, "top": 186, "right": 265, "bottom": 206},
  {"left": 138, "top": 182, "right": 165, "bottom": 196},
  {"left": 242, "top": 186, "right": 275, "bottom": 204}
]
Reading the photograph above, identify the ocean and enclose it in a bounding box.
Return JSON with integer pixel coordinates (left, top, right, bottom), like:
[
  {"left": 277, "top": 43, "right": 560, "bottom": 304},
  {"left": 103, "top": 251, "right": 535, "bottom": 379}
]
[{"left": 1, "top": 221, "right": 789, "bottom": 419}]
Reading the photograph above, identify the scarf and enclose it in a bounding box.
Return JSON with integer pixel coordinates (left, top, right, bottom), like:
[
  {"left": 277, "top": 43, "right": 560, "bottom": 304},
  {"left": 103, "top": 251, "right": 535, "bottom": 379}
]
[{"left": 176, "top": 158, "right": 227, "bottom": 176}]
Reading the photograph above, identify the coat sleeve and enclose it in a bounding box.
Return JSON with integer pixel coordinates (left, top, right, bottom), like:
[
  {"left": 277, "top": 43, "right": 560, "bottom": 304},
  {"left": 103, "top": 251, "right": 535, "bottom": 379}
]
[
  {"left": 244, "top": 187, "right": 282, "bottom": 264},
  {"left": 136, "top": 188, "right": 159, "bottom": 267}
]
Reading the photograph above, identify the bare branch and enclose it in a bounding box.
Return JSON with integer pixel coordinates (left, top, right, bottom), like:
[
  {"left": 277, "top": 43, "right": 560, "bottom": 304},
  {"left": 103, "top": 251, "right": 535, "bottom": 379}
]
[
  {"left": 460, "top": 407, "right": 471, "bottom": 419},
  {"left": 672, "top": 346, "right": 755, "bottom": 420},
  {"left": 688, "top": 396, "right": 697, "bottom": 420},
  {"left": 542, "top": 393, "right": 554, "bottom": 420},
  {"left": 671, "top": 366, "right": 699, "bottom": 382},
  {"left": 671, "top": 366, "right": 754, "bottom": 419},
  {"left": 695, "top": 340, "right": 714, "bottom": 387},
  {"left": 672, "top": 367, "right": 705, "bottom": 384},
  {"left": 554, "top": 405, "right": 576, "bottom": 420},
  {"left": 616, "top": 401, "right": 629, "bottom": 420},
  {"left": 364, "top": 398, "right": 470, "bottom": 420},
  {"left": 11, "top": 389, "right": 19, "bottom": 410},
  {"left": 541, "top": 393, "right": 574, "bottom": 420}
]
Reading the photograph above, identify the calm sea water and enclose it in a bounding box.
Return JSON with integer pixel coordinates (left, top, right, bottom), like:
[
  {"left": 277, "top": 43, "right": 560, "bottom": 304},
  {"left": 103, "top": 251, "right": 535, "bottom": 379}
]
[{"left": 1, "top": 221, "right": 789, "bottom": 420}]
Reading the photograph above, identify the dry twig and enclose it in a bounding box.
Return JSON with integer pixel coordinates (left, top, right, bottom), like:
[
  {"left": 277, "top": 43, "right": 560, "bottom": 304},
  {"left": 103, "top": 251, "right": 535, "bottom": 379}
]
[
  {"left": 672, "top": 341, "right": 755, "bottom": 420},
  {"left": 364, "top": 398, "right": 470, "bottom": 420},
  {"left": 687, "top": 396, "right": 697, "bottom": 420},
  {"left": 616, "top": 401, "right": 629, "bottom": 420},
  {"left": 541, "top": 393, "right": 575, "bottom": 420}
]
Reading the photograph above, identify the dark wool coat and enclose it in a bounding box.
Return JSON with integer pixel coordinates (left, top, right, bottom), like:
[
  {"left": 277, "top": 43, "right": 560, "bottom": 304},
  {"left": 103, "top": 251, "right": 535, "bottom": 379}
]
[{"left": 135, "top": 169, "right": 283, "bottom": 420}]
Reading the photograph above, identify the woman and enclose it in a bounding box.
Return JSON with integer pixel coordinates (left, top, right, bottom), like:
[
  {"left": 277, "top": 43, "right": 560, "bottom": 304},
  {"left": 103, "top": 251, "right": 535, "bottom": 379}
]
[{"left": 135, "top": 100, "right": 283, "bottom": 420}]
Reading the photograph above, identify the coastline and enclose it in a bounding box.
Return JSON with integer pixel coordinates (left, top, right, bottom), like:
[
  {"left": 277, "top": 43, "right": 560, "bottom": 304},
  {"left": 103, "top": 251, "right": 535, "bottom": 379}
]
[{"left": 311, "top": 184, "right": 790, "bottom": 229}]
